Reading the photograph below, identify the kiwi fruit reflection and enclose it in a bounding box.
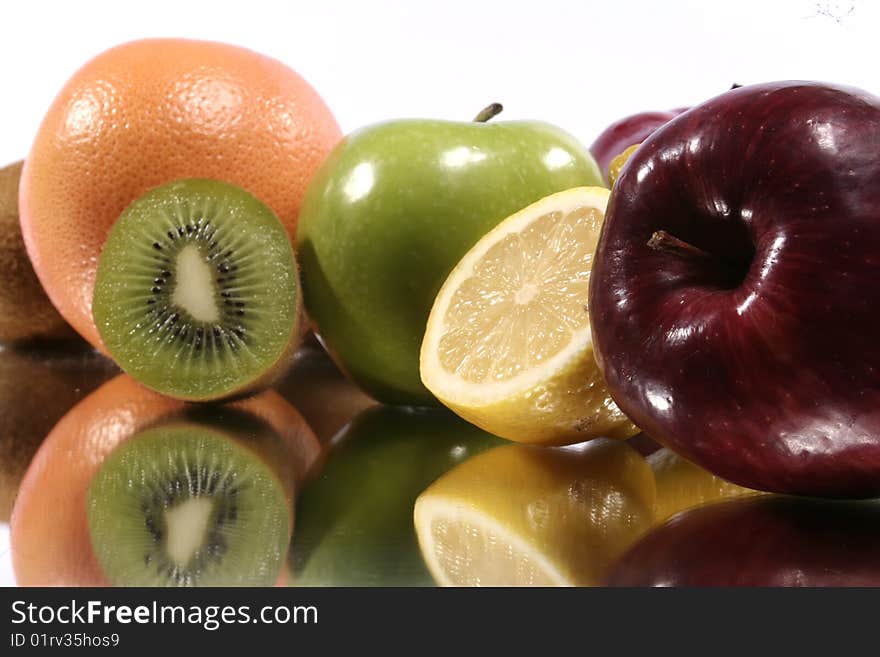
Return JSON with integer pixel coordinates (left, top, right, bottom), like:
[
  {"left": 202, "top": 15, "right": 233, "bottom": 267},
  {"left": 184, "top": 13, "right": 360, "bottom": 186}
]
[
  {"left": 10, "top": 374, "right": 318, "bottom": 586},
  {"left": 87, "top": 408, "right": 295, "bottom": 586}
]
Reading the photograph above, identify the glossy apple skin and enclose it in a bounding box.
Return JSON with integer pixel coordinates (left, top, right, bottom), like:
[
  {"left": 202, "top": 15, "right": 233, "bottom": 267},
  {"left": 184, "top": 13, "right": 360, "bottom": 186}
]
[
  {"left": 606, "top": 496, "right": 880, "bottom": 586},
  {"left": 297, "top": 119, "right": 603, "bottom": 405},
  {"left": 589, "top": 81, "right": 880, "bottom": 497},
  {"left": 590, "top": 108, "right": 686, "bottom": 183}
]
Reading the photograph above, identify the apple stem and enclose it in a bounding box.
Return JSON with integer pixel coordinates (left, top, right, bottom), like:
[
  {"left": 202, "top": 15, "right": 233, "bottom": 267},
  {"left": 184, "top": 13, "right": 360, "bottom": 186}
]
[
  {"left": 648, "top": 230, "right": 715, "bottom": 262},
  {"left": 473, "top": 103, "right": 503, "bottom": 122},
  {"left": 648, "top": 230, "right": 749, "bottom": 284}
]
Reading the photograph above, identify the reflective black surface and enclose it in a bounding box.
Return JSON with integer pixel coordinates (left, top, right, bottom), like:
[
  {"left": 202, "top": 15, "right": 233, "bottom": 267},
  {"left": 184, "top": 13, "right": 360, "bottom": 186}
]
[
  {"left": 3, "top": 340, "right": 880, "bottom": 587},
  {"left": 608, "top": 496, "right": 880, "bottom": 587}
]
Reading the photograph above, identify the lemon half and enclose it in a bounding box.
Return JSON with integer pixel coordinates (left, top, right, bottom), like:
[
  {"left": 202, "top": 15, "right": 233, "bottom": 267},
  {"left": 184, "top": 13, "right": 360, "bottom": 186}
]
[{"left": 420, "top": 186, "right": 636, "bottom": 445}]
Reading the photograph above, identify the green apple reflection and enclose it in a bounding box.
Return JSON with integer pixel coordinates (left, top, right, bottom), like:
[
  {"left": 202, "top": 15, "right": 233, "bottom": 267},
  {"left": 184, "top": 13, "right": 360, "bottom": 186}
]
[{"left": 290, "top": 405, "right": 503, "bottom": 586}]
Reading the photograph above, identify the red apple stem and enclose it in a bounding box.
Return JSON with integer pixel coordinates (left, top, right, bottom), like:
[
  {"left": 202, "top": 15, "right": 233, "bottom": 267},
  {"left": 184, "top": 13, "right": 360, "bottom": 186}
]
[
  {"left": 473, "top": 103, "right": 503, "bottom": 122},
  {"left": 649, "top": 230, "right": 746, "bottom": 283},
  {"left": 648, "top": 230, "right": 748, "bottom": 283},
  {"left": 648, "top": 230, "right": 715, "bottom": 262}
]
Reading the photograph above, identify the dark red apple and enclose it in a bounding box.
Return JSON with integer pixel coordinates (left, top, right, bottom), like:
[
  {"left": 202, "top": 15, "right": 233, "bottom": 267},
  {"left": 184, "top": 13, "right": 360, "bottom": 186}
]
[
  {"left": 590, "top": 107, "right": 687, "bottom": 183},
  {"left": 589, "top": 81, "right": 880, "bottom": 497},
  {"left": 606, "top": 496, "right": 880, "bottom": 586}
]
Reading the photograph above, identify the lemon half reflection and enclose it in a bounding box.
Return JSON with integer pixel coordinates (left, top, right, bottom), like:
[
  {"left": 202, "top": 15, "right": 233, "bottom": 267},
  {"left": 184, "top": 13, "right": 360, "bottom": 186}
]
[
  {"left": 649, "top": 448, "right": 760, "bottom": 523},
  {"left": 414, "top": 439, "right": 656, "bottom": 586}
]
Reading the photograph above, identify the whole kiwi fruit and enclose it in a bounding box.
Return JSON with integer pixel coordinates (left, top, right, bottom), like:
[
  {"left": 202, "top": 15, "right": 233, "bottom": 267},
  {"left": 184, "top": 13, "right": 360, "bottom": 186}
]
[{"left": 0, "top": 161, "right": 76, "bottom": 343}]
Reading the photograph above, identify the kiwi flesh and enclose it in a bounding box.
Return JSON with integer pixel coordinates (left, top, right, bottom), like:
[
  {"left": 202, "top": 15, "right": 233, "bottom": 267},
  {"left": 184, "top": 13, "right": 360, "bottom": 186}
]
[
  {"left": 86, "top": 408, "right": 293, "bottom": 586},
  {"left": 92, "top": 179, "right": 302, "bottom": 401},
  {"left": 0, "top": 161, "right": 77, "bottom": 344}
]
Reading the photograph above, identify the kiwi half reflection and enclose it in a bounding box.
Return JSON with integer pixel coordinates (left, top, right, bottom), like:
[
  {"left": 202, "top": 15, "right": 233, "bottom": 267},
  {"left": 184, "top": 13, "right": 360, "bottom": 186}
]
[
  {"left": 87, "top": 407, "right": 295, "bottom": 586},
  {"left": 10, "top": 374, "right": 319, "bottom": 586}
]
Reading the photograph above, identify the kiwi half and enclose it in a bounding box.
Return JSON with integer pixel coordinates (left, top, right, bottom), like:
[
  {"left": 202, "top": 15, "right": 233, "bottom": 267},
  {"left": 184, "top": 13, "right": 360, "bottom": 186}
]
[
  {"left": 86, "top": 410, "right": 293, "bottom": 587},
  {"left": 0, "top": 161, "right": 77, "bottom": 344},
  {"left": 92, "top": 179, "right": 301, "bottom": 401}
]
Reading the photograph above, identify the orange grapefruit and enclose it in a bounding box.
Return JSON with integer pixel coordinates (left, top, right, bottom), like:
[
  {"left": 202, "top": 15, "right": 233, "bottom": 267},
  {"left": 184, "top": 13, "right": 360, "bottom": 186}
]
[{"left": 19, "top": 38, "right": 341, "bottom": 349}]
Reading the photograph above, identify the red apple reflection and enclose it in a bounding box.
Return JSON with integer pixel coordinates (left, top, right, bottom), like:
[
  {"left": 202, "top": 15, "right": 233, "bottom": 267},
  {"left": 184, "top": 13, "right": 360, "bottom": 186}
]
[{"left": 607, "top": 496, "right": 880, "bottom": 586}]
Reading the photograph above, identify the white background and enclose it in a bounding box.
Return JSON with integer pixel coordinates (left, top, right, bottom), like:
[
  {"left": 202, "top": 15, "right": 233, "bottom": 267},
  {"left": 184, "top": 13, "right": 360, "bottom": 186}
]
[
  {"left": 0, "top": 0, "right": 877, "bottom": 585},
  {"left": 1, "top": 0, "right": 879, "bottom": 167}
]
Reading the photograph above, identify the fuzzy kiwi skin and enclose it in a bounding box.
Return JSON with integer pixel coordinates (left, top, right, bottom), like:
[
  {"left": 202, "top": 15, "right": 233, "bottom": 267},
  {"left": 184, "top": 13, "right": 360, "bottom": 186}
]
[{"left": 0, "top": 161, "right": 77, "bottom": 344}]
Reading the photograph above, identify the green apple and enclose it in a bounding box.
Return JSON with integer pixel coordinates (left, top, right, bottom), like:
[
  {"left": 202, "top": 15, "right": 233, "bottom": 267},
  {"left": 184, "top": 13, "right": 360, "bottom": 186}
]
[
  {"left": 296, "top": 106, "right": 605, "bottom": 404},
  {"left": 289, "top": 405, "right": 503, "bottom": 586}
]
